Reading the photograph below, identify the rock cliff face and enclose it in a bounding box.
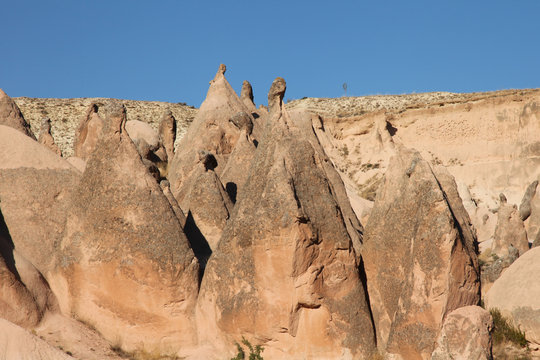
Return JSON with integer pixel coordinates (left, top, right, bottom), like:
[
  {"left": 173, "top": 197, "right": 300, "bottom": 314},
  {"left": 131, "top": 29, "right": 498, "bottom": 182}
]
[{"left": 362, "top": 149, "right": 480, "bottom": 359}]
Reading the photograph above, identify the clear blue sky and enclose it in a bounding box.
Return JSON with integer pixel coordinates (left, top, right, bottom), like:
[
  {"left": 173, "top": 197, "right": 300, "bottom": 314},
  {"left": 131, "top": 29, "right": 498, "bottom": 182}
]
[{"left": 1, "top": 1, "right": 539, "bottom": 107}]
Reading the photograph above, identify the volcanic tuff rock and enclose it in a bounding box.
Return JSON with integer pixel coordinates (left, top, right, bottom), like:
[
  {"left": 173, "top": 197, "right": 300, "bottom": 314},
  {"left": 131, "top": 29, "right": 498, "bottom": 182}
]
[
  {"left": 38, "top": 117, "right": 62, "bottom": 156},
  {"left": 362, "top": 148, "right": 480, "bottom": 359},
  {"left": 0, "top": 125, "right": 80, "bottom": 276},
  {"left": 54, "top": 102, "right": 200, "bottom": 355},
  {"left": 491, "top": 201, "right": 529, "bottom": 258},
  {"left": 519, "top": 180, "right": 538, "bottom": 221},
  {"left": 0, "top": 318, "right": 72, "bottom": 360},
  {"left": 168, "top": 64, "right": 255, "bottom": 205},
  {"left": 196, "top": 77, "right": 376, "bottom": 359},
  {"left": 159, "top": 110, "right": 177, "bottom": 162},
  {"left": 0, "top": 89, "right": 36, "bottom": 139},
  {"left": 73, "top": 103, "right": 104, "bottom": 159},
  {"left": 431, "top": 306, "right": 493, "bottom": 360},
  {"left": 485, "top": 246, "right": 540, "bottom": 347}
]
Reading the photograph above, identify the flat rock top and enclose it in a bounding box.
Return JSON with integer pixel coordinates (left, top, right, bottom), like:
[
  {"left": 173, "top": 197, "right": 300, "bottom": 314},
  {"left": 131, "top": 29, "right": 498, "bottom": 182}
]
[
  {"left": 14, "top": 97, "right": 197, "bottom": 157},
  {"left": 286, "top": 89, "right": 540, "bottom": 117}
]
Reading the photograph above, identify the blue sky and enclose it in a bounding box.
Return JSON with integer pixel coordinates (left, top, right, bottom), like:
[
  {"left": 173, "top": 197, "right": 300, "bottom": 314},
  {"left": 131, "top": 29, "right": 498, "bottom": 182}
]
[{"left": 1, "top": 1, "right": 539, "bottom": 107}]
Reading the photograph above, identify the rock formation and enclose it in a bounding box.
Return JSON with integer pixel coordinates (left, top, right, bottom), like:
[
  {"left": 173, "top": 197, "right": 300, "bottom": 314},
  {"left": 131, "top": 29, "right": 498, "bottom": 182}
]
[
  {"left": 362, "top": 148, "right": 480, "bottom": 359},
  {"left": 54, "top": 102, "right": 200, "bottom": 355},
  {"left": 0, "top": 88, "right": 36, "bottom": 139},
  {"left": 486, "top": 246, "right": 540, "bottom": 347},
  {"left": 240, "top": 80, "right": 256, "bottom": 111},
  {"left": 431, "top": 306, "right": 493, "bottom": 360},
  {"left": 168, "top": 64, "right": 255, "bottom": 206},
  {"left": 73, "top": 103, "right": 104, "bottom": 159},
  {"left": 491, "top": 200, "right": 529, "bottom": 258},
  {"left": 179, "top": 150, "right": 233, "bottom": 261},
  {"left": 0, "top": 125, "right": 80, "bottom": 276},
  {"left": 519, "top": 180, "right": 538, "bottom": 221},
  {"left": 38, "top": 117, "right": 62, "bottom": 156},
  {"left": 159, "top": 110, "right": 177, "bottom": 162},
  {"left": 196, "top": 77, "right": 376, "bottom": 359}
]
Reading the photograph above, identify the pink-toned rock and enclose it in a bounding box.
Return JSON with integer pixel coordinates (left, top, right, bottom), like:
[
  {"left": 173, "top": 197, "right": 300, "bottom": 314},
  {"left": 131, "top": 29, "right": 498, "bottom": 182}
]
[
  {"left": 180, "top": 151, "right": 233, "bottom": 259},
  {"left": 54, "top": 102, "right": 200, "bottom": 356},
  {"left": 431, "top": 306, "right": 493, "bottom": 360},
  {"left": 73, "top": 103, "right": 104, "bottom": 159},
  {"left": 159, "top": 110, "right": 177, "bottom": 162},
  {"left": 196, "top": 77, "right": 376, "bottom": 359},
  {"left": 485, "top": 246, "right": 540, "bottom": 347},
  {"left": 168, "top": 64, "right": 255, "bottom": 205},
  {"left": 0, "top": 125, "right": 80, "bottom": 276},
  {"left": 0, "top": 88, "right": 36, "bottom": 139},
  {"left": 362, "top": 148, "right": 481, "bottom": 359},
  {"left": 38, "top": 118, "right": 61, "bottom": 156},
  {"left": 0, "top": 318, "right": 72, "bottom": 360},
  {"left": 491, "top": 200, "right": 529, "bottom": 258},
  {"left": 66, "top": 156, "right": 86, "bottom": 173}
]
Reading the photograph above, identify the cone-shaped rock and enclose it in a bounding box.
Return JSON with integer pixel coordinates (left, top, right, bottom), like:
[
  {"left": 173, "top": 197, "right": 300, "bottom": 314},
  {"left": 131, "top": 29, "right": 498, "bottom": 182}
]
[
  {"left": 55, "top": 102, "right": 200, "bottom": 355},
  {"left": 196, "top": 78, "right": 376, "bottom": 359},
  {"left": 0, "top": 89, "right": 36, "bottom": 139},
  {"left": 362, "top": 148, "right": 480, "bottom": 359},
  {"left": 0, "top": 125, "right": 80, "bottom": 276},
  {"left": 168, "top": 64, "right": 255, "bottom": 204},
  {"left": 241, "top": 80, "right": 256, "bottom": 112},
  {"left": 38, "top": 117, "right": 62, "bottom": 156},
  {"left": 73, "top": 103, "right": 104, "bottom": 159}
]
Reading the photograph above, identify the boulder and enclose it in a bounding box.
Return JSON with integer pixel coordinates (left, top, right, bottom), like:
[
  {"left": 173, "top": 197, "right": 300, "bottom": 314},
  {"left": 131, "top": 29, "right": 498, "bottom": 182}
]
[
  {"left": 54, "top": 102, "right": 200, "bottom": 355},
  {"left": 485, "top": 246, "right": 540, "bottom": 347},
  {"left": 491, "top": 201, "right": 529, "bottom": 258},
  {"left": 159, "top": 110, "right": 177, "bottom": 162},
  {"left": 73, "top": 103, "right": 104, "bottom": 159},
  {"left": 431, "top": 306, "right": 493, "bottom": 360},
  {"left": 362, "top": 148, "right": 481, "bottom": 359},
  {"left": 0, "top": 88, "right": 36, "bottom": 139},
  {"left": 196, "top": 77, "right": 376, "bottom": 359},
  {"left": 38, "top": 118, "right": 62, "bottom": 156},
  {"left": 0, "top": 319, "right": 72, "bottom": 360}
]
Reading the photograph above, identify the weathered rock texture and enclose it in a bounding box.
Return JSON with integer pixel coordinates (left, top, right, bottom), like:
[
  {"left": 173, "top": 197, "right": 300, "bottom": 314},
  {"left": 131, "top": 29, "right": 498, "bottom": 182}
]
[
  {"left": 54, "top": 103, "right": 200, "bottom": 355},
  {"left": 73, "top": 103, "right": 104, "bottom": 159},
  {"left": 0, "top": 89, "right": 36, "bottom": 139},
  {"left": 168, "top": 64, "right": 256, "bottom": 207},
  {"left": 38, "top": 117, "right": 62, "bottom": 156},
  {"left": 159, "top": 110, "right": 177, "bottom": 162},
  {"left": 485, "top": 246, "right": 540, "bottom": 347},
  {"left": 491, "top": 202, "right": 529, "bottom": 258},
  {"left": 196, "top": 78, "right": 376, "bottom": 359},
  {"left": 431, "top": 306, "right": 493, "bottom": 360},
  {"left": 519, "top": 180, "right": 538, "bottom": 221},
  {"left": 0, "top": 125, "right": 80, "bottom": 276},
  {"left": 362, "top": 148, "right": 480, "bottom": 359}
]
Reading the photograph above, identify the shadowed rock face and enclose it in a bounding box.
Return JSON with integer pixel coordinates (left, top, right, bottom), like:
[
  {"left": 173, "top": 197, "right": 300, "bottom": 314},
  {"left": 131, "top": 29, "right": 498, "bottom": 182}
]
[
  {"left": 362, "top": 148, "right": 480, "bottom": 359},
  {"left": 196, "top": 78, "right": 376, "bottom": 359},
  {"left": 0, "top": 88, "right": 36, "bottom": 140},
  {"left": 73, "top": 103, "right": 104, "bottom": 159},
  {"left": 54, "top": 102, "right": 200, "bottom": 355}
]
